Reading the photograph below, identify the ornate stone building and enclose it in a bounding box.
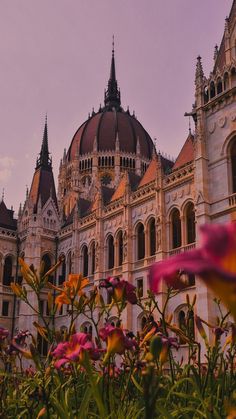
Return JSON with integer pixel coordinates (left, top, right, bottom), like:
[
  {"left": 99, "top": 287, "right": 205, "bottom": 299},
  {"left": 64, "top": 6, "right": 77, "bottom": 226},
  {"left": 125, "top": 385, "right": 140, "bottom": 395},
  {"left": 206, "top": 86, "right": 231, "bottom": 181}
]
[{"left": 1, "top": 1, "right": 236, "bottom": 356}]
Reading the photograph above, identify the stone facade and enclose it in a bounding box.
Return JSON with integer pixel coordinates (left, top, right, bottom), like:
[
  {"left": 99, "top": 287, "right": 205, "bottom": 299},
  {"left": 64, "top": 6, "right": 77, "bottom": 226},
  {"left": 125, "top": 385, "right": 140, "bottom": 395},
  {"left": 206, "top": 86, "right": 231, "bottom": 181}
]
[{"left": 1, "top": 1, "right": 236, "bottom": 358}]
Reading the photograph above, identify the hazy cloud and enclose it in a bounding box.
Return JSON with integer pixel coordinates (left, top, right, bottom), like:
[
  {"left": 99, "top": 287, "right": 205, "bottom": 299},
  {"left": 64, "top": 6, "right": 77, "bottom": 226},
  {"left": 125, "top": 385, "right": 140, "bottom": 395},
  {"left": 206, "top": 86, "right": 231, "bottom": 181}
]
[{"left": 0, "top": 156, "right": 15, "bottom": 182}]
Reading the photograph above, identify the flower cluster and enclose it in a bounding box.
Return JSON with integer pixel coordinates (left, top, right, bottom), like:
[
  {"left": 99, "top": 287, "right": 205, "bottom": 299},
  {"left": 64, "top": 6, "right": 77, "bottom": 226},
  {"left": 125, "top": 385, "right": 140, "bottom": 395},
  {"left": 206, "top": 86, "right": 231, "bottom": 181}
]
[{"left": 52, "top": 332, "right": 101, "bottom": 368}]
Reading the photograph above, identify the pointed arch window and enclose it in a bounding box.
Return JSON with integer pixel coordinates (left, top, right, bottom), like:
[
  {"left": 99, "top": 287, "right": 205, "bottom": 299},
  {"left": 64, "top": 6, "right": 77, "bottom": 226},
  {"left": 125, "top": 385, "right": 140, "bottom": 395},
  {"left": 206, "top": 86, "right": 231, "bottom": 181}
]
[
  {"left": 67, "top": 252, "right": 72, "bottom": 275},
  {"left": 186, "top": 203, "right": 196, "bottom": 244},
  {"left": 42, "top": 254, "right": 53, "bottom": 283},
  {"left": 91, "top": 241, "right": 95, "bottom": 275},
  {"left": 149, "top": 218, "right": 156, "bottom": 256},
  {"left": 210, "top": 81, "right": 216, "bottom": 98},
  {"left": 82, "top": 246, "right": 88, "bottom": 277},
  {"left": 59, "top": 256, "right": 66, "bottom": 285},
  {"left": 231, "top": 139, "right": 236, "bottom": 193},
  {"left": 171, "top": 209, "right": 181, "bottom": 249},
  {"left": 107, "top": 235, "right": 114, "bottom": 269},
  {"left": 117, "top": 231, "right": 123, "bottom": 266},
  {"left": 178, "top": 310, "right": 186, "bottom": 344},
  {"left": 3, "top": 256, "right": 13, "bottom": 286},
  {"left": 137, "top": 223, "right": 145, "bottom": 260}
]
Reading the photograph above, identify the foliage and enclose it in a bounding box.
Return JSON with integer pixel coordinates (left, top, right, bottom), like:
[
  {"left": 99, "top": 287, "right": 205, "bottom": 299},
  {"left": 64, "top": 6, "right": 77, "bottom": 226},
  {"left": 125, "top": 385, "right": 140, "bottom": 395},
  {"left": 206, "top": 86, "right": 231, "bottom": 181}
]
[{"left": 1, "top": 222, "right": 236, "bottom": 418}]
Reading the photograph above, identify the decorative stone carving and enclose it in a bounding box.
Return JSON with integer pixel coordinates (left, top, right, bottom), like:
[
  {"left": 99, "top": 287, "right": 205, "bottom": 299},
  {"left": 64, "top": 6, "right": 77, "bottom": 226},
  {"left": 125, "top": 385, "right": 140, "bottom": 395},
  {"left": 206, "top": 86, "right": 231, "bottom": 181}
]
[
  {"left": 230, "top": 112, "right": 236, "bottom": 121},
  {"left": 218, "top": 116, "right": 226, "bottom": 128},
  {"left": 208, "top": 121, "right": 216, "bottom": 134}
]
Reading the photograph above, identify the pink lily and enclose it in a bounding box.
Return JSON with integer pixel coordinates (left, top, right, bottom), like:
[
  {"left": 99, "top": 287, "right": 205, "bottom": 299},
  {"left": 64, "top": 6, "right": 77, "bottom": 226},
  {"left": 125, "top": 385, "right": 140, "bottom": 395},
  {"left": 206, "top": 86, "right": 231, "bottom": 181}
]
[{"left": 149, "top": 223, "right": 236, "bottom": 320}]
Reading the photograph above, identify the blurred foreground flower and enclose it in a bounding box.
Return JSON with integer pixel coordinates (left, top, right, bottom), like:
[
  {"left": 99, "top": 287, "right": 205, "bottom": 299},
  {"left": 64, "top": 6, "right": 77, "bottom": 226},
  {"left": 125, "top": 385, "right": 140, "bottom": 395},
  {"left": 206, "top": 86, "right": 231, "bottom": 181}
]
[
  {"left": 149, "top": 223, "right": 236, "bottom": 319},
  {"left": 52, "top": 332, "right": 100, "bottom": 368}
]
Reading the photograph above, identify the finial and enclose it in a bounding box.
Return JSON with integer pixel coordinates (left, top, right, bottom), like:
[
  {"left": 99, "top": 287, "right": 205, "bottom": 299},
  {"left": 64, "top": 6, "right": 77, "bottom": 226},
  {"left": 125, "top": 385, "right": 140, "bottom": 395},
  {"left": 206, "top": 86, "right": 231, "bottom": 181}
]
[
  {"left": 112, "top": 35, "right": 114, "bottom": 56},
  {"left": 36, "top": 114, "right": 51, "bottom": 169},
  {"left": 195, "top": 55, "right": 204, "bottom": 85},
  {"left": 188, "top": 116, "right": 192, "bottom": 135},
  {"left": 26, "top": 185, "right": 29, "bottom": 199},
  {"left": 214, "top": 44, "right": 218, "bottom": 62},
  {"left": 1, "top": 188, "right": 4, "bottom": 201}
]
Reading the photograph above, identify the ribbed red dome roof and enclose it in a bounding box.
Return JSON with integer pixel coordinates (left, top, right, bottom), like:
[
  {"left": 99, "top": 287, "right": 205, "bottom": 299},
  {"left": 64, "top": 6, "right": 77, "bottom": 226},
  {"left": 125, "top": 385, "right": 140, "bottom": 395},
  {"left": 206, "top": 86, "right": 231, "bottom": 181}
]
[
  {"left": 67, "top": 44, "right": 154, "bottom": 161},
  {"left": 68, "top": 108, "right": 154, "bottom": 160}
]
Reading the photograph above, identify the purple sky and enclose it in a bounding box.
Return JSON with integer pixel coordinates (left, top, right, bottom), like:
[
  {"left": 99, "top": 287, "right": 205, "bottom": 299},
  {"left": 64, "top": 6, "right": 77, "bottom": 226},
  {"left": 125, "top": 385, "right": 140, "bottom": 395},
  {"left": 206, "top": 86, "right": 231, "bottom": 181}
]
[{"left": 0, "top": 0, "right": 232, "bottom": 212}]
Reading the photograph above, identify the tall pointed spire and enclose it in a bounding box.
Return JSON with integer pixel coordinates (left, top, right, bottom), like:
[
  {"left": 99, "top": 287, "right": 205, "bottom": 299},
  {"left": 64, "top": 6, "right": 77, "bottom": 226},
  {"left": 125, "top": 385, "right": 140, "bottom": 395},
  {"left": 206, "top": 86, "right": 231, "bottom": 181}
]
[
  {"left": 36, "top": 114, "right": 52, "bottom": 169},
  {"left": 104, "top": 36, "right": 121, "bottom": 109}
]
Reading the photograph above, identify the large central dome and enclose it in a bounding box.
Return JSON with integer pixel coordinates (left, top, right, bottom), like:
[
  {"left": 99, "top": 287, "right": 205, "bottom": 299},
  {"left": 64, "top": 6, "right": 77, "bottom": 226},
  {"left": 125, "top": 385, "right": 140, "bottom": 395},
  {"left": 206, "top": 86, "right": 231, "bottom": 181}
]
[
  {"left": 67, "top": 44, "right": 154, "bottom": 161},
  {"left": 68, "top": 108, "right": 153, "bottom": 160}
]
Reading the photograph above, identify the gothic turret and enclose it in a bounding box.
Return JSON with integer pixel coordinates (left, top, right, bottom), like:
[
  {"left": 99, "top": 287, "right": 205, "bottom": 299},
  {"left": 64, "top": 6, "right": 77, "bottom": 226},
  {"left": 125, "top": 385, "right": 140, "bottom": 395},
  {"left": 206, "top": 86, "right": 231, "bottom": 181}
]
[
  {"left": 36, "top": 115, "right": 52, "bottom": 170},
  {"left": 28, "top": 118, "right": 57, "bottom": 213},
  {"left": 104, "top": 38, "right": 121, "bottom": 109}
]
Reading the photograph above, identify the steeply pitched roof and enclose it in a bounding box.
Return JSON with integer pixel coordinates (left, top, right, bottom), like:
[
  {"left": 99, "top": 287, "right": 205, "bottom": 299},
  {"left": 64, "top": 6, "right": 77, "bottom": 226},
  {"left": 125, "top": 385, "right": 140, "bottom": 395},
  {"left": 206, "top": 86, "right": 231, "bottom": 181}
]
[
  {"left": 214, "top": 0, "right": 236, "bottom": 73},
  {"left": 139, "top": 158, "right": 157, "bottom": 187},
  {"left": 29, "top": 168, "right": 57, "bottom": 213},
  {"left": 172, "top": 133, "right": 194, "bottom": 170},
  {"left": 110, "top": 176, "right": 126, "bottom": 202},
  {"left": 0, "top": 200, "right": 17, "bottom": 230}
]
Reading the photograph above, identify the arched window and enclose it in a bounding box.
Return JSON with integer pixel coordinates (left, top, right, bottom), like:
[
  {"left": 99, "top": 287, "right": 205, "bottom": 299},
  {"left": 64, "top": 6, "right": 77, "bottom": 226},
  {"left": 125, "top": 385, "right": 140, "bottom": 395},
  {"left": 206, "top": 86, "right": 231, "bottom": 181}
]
[
  {"left": 224, "top": 72, "right": 229, "bottom": 90},
  {"left": 231, "top": 139, "right": 236, "bottom": 193},
  {"left": 232, "top": 68, "right": 236, "bottom": 88},
  {"left": 204, "top": 86, "right": 209, "bottom": 104},
  {"left": 216, "top": 78, "right": 223, "bottom": 95},
  {"left": 188, "top": 274, "right": 195, "bottom": 286},
  {"left": 149, "top": 218, "right": 156, "bottom": 256},
  {"left": 3, "top": 256, "right": 13, "bottom": 286},
  {"left": 91, "top": 241, "right": 95, "bottom": 275},
  {"left": 67, "top": 252, "right": 72, "bottom": 274},
  {"left": 81, "top": 323, "right": 93, "bottom": 336},
  {"left": 117, "top": 231, "right": 123, "bottom": 266},
  {"left": 210, "top": 81, "right": 216, "bottom": 99},
  {"left": 42, "top": 254, "right": 52, "bottom": 282},
  {"left": 178, "top": 310, "right": 186, "bottom": 344},
  {"left": 137, "top": 223, "right": 145, "bottom": 260},
  {"left": 59, "top": 256, "right": 66, "bottom": 285},
  {"left": 188, "top": 310, "right": 195, "bottom": 340},
  {"left": 171, "top": 209, "right": 181, "bottom": 249},
  {"left": 107, "top": 235, "right": 114, "bottom": 269},
  {"left": 186, "top": 203, "right": 196, "bottom": 244},
  {"left": 82, "top": 246, "right": 88, "bottom": 277}
]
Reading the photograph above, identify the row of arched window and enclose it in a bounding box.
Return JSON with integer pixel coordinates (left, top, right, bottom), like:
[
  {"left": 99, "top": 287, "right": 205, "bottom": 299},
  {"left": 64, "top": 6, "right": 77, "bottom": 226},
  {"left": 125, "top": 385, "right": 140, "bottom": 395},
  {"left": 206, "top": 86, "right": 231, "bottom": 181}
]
[
  {"left": 204, "top": 68, "right": 236, "bottom": 103},
  {"left": 98, "top": 156, "right": 114, "bottom": 167},
  {"left": 120, "top": 157, "right": 135, "bottom": 169},
  {"left": 170, "top": 202, "right": 195, "bottom": 249},
  {"left": 79, "top": 158, "right": 93, "bottom": 171}
]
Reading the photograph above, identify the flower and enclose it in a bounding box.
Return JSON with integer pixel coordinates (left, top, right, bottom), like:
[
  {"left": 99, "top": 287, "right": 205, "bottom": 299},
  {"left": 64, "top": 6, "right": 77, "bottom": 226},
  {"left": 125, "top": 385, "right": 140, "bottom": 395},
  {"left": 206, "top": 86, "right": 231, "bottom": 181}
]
[
  {"left": 52, "top": 332, "right": 100, "bottom": 368},
  {"left": 100, "top": 277, "right": 137, "bottom": 304},
  {"left": 49, "top": 274, "right": 89, "bottom": 309},
  {"left": 149, "top": 223, "right": 236, "bottom": 319},
  {"left": 99, "top": 324, "right": 138, "bottom": 363},
  {"left": 0, "top": 327, "right": 9, "bottom": 342}
]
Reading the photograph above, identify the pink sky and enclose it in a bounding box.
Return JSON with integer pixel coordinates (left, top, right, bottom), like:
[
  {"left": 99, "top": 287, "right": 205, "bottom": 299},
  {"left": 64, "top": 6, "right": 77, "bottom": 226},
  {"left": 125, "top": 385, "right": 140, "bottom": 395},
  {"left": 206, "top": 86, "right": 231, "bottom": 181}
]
[{"left": 0, "top": 0, "right": 232, "bottom": 211}]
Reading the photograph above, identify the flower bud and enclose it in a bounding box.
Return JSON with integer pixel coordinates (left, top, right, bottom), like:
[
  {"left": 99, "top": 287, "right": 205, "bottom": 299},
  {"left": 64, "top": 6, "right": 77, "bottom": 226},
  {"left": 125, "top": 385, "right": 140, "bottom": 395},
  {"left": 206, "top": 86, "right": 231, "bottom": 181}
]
[{"left": 150, "top": 335, "right": 162, "bottom": 360}]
